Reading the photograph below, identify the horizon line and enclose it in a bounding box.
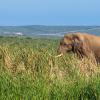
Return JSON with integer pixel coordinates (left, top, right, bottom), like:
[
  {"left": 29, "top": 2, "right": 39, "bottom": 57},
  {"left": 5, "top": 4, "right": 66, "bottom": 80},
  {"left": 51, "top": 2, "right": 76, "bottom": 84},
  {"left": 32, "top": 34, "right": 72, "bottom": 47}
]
[{"left": 0, "top": 25, "right": 100, "bottom": 27}]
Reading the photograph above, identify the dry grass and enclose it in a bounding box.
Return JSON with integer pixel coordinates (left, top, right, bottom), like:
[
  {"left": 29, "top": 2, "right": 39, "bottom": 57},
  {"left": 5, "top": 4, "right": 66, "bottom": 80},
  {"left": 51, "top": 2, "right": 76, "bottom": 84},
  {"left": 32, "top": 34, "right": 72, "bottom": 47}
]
[{"left": 1, "top": 44, "right": 99, "bottom": 79}]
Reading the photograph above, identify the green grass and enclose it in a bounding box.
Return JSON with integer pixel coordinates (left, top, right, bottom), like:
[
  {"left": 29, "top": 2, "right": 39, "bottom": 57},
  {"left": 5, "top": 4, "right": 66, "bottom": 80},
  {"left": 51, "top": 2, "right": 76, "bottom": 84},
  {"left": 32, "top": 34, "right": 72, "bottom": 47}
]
[{"left": 0, "top": 36, "right": 100, "bottom": 100}]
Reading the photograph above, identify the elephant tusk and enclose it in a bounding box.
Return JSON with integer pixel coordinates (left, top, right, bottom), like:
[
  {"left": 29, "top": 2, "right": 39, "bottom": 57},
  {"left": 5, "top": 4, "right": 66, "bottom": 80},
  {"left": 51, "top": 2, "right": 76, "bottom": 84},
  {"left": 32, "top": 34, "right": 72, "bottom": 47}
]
[{"left": 55, "top": 53, "right": 63, "bottom": 58}]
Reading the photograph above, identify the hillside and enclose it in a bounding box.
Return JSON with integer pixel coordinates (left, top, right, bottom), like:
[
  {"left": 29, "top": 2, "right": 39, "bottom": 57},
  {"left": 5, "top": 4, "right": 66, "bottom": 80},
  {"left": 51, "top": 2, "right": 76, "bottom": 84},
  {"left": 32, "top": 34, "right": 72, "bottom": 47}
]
[{"left": 0, "top": 25, "right": 100, "bottom": 37}]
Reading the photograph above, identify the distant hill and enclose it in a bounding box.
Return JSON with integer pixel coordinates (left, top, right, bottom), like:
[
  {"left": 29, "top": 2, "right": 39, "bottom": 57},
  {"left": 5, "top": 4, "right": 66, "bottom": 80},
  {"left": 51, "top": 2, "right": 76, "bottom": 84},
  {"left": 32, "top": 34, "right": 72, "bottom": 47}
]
[{"left": 0, "top": 25, "right": 100, "bottom": 37}]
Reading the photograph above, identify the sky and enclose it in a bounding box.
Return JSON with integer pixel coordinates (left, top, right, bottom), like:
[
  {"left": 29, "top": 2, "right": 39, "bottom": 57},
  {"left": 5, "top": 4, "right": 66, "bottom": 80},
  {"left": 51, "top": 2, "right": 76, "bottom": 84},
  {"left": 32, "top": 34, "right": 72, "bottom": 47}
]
[{"left": 0, "top": 0, "right": 100, "bottom": 26}]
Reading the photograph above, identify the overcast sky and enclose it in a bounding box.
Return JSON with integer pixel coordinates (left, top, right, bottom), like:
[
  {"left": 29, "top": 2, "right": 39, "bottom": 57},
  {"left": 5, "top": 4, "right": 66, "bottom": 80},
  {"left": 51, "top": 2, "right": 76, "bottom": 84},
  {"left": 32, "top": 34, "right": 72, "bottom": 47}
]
[{"left": 0, "top": 0, "right": 100, "bottom": 26}]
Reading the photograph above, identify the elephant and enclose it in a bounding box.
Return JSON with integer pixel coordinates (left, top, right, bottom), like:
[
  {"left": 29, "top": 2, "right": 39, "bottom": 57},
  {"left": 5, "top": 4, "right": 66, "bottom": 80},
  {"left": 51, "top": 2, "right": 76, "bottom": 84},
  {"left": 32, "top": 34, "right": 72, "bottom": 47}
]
[{"left": 57, "top": 32, "right": 100, "bottom": 63}]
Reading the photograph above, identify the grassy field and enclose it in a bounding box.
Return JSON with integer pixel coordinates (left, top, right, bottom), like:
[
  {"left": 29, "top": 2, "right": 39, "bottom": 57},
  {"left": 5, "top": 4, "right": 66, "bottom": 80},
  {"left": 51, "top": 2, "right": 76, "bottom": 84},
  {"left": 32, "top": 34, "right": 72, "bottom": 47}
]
[{"left": 0, "top": 36, "right": 100, "bottom": 100}]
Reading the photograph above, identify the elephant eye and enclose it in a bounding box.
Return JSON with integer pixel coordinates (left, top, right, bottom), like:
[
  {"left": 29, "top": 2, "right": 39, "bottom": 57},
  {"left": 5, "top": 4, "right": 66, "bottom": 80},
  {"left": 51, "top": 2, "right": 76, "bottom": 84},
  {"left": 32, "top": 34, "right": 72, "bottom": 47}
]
[
  {"left": 64, "top": 43, "right": 72, "bottom": 46},
  {"left": 63, "top": 43, "right": 67, "bottom": 46}
]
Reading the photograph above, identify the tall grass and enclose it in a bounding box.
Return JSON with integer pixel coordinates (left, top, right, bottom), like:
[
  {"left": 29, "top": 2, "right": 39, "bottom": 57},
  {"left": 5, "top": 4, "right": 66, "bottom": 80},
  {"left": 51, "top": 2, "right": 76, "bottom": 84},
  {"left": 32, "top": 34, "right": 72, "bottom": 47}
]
[{"left": 0, "top": 36, "right": 100, "bottom": 100}]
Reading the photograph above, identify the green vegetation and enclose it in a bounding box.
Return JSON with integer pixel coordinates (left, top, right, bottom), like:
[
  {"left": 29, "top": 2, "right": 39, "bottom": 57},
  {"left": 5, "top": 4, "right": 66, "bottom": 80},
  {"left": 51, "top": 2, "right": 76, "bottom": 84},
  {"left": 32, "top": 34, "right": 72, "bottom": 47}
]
[{"left": 0, "top": 36, "right": 100, "bottom": 100}]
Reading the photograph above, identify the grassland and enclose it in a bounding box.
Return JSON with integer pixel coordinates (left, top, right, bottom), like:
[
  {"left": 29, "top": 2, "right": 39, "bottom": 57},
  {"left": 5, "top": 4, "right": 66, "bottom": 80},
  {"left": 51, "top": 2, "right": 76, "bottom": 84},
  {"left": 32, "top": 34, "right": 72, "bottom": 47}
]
[{"left": 0, "top": 36, "right": 100, "bottom": 100}]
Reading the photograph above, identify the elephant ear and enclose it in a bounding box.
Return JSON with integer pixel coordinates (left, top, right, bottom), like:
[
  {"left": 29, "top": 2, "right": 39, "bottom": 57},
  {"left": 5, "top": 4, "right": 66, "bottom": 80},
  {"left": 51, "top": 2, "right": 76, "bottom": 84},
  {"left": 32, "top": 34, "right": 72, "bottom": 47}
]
[
  {"left": 72, "top": 34, "right": 91, "bottom": 58},
  {"left": 72, "top": 34, "right": 83, "bottom": 48}
]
